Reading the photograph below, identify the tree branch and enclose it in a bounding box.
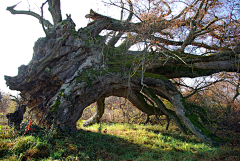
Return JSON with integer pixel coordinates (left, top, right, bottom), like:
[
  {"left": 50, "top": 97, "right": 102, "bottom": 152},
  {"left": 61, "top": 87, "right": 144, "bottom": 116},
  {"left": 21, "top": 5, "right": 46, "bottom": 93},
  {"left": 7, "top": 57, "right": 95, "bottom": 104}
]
[
  {"left": 41, "top": 1, "right": 49, "bottom": 38},
  {"left": 152, "top": 36, "right": 230, "bottom": 51},
  {"left": 6, "top": 3, "right": 53, "bottom": 28},
  {"left": 107, "top": 0, "right": 133, "bottom": 47},
  {"left": 180, "top": 79, "right": 225, "bottom": 99},
  {"left": 48, "top": 0, "right": 62, "bottom": 27},
  {"left": 103, "top": 0, "right": 142, "bottom": 22},
  {"left": 195, "top": 17, "right": 218, "bottom": 34},
  {"left": 125, "top": 49, "right": 240, "bottom": 78}
]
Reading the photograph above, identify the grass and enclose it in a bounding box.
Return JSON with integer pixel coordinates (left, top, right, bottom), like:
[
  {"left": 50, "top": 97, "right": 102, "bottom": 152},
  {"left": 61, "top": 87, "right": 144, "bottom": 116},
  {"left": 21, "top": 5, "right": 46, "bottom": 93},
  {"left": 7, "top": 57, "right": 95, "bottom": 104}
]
[{"left": 0, "top": 121, "right": 240, "bottom": 161}]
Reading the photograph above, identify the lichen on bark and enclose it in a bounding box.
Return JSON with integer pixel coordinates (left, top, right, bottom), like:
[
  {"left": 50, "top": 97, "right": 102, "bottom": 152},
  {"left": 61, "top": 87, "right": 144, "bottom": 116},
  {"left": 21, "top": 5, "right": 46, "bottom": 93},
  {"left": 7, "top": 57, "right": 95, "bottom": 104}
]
[{"left": 5, "top": 1, "right": 240, "bottom": 146}]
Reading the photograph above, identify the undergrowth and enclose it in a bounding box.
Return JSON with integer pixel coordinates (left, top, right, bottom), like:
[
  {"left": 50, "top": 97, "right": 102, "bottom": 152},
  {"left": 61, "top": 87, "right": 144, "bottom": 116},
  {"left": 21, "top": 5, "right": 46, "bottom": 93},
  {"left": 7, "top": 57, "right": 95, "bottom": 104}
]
[{"left": 0, "top": 120, "right": 239, "bottom": 161}]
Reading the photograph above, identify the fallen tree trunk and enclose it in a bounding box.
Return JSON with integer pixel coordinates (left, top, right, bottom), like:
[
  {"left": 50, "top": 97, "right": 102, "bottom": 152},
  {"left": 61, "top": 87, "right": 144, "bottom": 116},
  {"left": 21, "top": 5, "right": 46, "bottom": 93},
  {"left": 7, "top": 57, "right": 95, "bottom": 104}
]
[{"left": 5, "top": 1, "right": 240, "bottom": 146}]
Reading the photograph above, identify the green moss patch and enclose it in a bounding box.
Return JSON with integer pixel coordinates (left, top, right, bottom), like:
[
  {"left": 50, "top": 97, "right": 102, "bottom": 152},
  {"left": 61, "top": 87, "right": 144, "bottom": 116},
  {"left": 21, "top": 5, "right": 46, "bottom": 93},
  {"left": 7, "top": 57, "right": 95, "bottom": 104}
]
[
  {"left": 181, "top": 98, "right": 223, "bottom": 143},
  {"left": 50, "top": 89, "right": 67, "bottom": 113}
]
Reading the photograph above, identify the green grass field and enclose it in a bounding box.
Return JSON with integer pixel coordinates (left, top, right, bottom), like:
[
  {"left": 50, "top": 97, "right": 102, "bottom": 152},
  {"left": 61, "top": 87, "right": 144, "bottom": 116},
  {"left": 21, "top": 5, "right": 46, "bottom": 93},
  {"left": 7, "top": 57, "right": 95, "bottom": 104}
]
[{"left": 1, "top": 121, "right": 240, "bottom": 161}]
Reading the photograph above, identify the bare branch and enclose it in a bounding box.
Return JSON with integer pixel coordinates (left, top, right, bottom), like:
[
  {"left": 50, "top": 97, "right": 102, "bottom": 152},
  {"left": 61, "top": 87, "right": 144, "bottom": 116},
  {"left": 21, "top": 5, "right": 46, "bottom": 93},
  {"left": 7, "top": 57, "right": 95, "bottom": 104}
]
[
  {"left": 192, "top": 0, "right": 205, "bottom": 20},
  {"left": 195, "top": 17, "right": 218, "bottom": 34},
  {"left": 107, "top": 32, "right": 124, "bottom": 47},
  {"left": 6, "top": 2, "right": 53, "bottom": 28},
  {"left": 155, "top": 0, "right": 172, "bottom": 17},
  {"left": 126, "top": 0, "right": 133, "bottom": 22},
  {"left": 181, "top": 79, "right": 225, "bottom": 99},
  {"left": 107, "top": 0, "right": 134, "bottom": 47},
  {"left": 41, "top": 1, "right": 49, "bottom": 38},
  {"left": 153, "top": 36, "right": 229, "bottom": 51},
  {"left": 173, "top": 0, "right": 199, "bottom": 20},
  {"left": 103, "top": 0, "right": 142, "bottom": 22}
]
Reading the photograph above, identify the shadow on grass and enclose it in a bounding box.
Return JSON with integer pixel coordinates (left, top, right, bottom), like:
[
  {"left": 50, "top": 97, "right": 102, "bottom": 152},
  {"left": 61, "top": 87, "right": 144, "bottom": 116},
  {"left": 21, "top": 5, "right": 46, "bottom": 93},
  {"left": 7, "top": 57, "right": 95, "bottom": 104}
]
[
  {"left": 38, "top": 128, "right": 213, "bottom": 161},
  {"left": 9, "top": 128, "right": 197, "bottom": 161},
  {"left": 44, "top": 129, "right": 155, "bottom": 160},
  {"left": 2, "top": 125, "right": 240, "bottom": 161}
]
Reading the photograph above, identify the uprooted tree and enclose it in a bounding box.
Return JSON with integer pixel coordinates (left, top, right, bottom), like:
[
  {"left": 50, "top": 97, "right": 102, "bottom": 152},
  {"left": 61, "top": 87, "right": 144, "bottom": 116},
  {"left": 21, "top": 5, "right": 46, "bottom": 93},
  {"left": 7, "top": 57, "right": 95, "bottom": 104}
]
[{"left": 5, "top": 0, "right": 240, "bottom": 145}]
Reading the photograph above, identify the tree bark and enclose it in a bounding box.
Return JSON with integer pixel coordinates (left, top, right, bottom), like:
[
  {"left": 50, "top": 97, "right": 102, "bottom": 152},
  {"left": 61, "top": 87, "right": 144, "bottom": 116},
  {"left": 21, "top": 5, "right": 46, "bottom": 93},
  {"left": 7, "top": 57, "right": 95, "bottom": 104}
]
[
  {"left": 48, "top": 0, "right": 62, "bottom": 27},
  {"left": 83, "top": 99, "right": 105, "bottom": 126},
  {"left": 5, "top": 5, "right": 240, "bottom": 146}
]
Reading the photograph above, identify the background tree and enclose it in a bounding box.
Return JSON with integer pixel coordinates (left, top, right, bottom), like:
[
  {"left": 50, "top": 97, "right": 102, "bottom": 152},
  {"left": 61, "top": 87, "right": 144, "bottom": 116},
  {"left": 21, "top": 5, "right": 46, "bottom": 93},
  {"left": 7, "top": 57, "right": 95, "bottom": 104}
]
[
  {"left": 178, "top": 72, "right": 240, "bottom": 134},
  {"left": 0, "top": 90, "right": 17, "bottom": 125},
  {"left": 5, "top": 0, "right": 240, "bottom": 145}
]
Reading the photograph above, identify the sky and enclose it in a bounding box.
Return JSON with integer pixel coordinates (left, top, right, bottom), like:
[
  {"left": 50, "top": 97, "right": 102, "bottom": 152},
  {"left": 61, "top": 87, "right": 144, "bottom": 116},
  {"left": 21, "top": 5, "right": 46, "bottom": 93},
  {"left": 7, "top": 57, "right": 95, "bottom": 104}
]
[{"left": 0, "top": 0, "right": 116, "bottom": 95}]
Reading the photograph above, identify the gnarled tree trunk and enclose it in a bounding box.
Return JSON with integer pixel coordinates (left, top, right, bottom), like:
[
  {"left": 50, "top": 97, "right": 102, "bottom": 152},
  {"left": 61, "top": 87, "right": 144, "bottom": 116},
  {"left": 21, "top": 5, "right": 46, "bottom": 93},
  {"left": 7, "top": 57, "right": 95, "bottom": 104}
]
[{"left": 5, "top": 0, "right": 240, "bottom": 146}]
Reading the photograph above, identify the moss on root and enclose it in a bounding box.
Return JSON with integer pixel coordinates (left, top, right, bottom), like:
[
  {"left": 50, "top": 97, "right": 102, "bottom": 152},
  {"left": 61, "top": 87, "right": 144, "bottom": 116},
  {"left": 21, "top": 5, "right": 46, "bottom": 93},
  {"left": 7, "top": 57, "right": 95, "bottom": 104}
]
[
  {"left": 180, "top": 97, "right": 223, "bottom": 144},
  {"left": 132, "top": 72, "right": 169, "bottom": 81},
  {"left": 50, "top": 89, "right": 67, "bottom": 113},
  {"left": 75, "top": 68, "right": 108, "bottom": 86}
]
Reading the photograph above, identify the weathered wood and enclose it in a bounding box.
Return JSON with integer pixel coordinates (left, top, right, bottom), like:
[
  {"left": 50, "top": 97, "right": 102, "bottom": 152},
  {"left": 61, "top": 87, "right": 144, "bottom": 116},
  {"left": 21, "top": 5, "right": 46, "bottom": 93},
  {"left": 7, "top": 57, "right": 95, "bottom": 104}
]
[
  {"left": 5, "top": 1, "right": 240, "bottom": 145},
  {"left": 83, "top": 98, "right": 105, "bottom": 126}
]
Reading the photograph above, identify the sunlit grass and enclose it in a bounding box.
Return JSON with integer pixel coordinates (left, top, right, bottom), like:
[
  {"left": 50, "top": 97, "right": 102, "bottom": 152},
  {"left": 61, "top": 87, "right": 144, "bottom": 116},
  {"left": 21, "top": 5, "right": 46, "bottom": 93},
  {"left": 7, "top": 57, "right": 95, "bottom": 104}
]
[
  {"left": 80, "top": 121, "right": 240, "bottom": 160},
  {"left": 1, "top": 121, "right": 240, "bottom": 160}
]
